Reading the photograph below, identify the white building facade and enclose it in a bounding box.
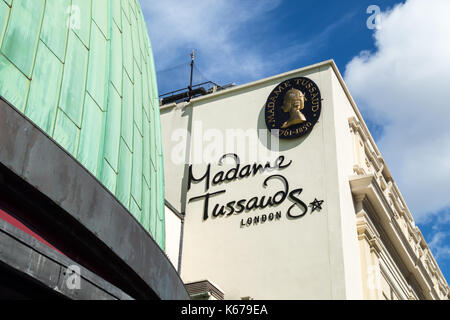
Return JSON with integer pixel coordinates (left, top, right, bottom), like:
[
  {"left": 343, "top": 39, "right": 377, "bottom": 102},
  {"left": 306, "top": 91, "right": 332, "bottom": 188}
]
[{"left": 160, "top": 60, "right": 449, "bottom": 300}]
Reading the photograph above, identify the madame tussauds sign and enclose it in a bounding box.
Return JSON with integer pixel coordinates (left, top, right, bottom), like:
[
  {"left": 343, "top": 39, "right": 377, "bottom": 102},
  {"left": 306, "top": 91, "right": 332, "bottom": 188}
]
[{"left": 187, "top": 153, "right": 324, "bottom": 228}]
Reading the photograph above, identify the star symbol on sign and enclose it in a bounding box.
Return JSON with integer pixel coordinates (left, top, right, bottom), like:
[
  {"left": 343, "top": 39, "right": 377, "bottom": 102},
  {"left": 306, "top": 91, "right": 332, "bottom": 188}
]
[{"left": 309, "top": 199, "right": 324, "bottom": 213}]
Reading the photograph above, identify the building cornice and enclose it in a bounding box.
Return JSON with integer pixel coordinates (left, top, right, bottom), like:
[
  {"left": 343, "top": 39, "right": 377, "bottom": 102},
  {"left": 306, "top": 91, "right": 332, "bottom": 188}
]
[
  {"left": 350, "top": 174, "right": 449, "bottom": 299},
  {"left": 356, "top": 211, "right": 382, "bottom": 257},
  {"left": 349, "top": 118, "right": 449, "bottom": 299}
]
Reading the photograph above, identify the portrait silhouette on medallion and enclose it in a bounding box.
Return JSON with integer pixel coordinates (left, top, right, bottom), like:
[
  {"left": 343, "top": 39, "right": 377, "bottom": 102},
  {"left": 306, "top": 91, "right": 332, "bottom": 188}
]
[
  {"left": 265, "top": 76, "right": 321, "bottom": 139},
  {"left": 280, "top": 88, "right": 307, "bottom": 129}
]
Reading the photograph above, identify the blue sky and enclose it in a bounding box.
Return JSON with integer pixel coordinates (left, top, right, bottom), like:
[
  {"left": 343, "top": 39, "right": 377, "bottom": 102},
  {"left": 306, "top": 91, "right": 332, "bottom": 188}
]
[{"left": 141, "top": 0, "right": 450, "bottom": 285}]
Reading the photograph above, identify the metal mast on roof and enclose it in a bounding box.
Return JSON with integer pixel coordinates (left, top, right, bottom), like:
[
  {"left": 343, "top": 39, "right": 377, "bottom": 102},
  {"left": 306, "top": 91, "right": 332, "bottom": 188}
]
[
  {"left": 159, "top": 50, "right": 235, "bottom": 105},
  {"left": 188, "top": 50, "right": 195, "bottom": 102}
]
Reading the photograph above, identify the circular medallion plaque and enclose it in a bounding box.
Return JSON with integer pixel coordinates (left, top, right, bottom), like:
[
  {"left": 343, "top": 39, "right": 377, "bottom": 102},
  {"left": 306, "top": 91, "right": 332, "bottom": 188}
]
[{"left": 265, "top": 77, "right": 322, "bottom": 139}]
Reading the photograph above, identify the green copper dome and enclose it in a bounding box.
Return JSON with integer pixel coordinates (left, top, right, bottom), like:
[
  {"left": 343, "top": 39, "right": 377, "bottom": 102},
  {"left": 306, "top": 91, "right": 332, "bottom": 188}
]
[{"left": 0, "top": 0, "right": 165, "bottom": 249}]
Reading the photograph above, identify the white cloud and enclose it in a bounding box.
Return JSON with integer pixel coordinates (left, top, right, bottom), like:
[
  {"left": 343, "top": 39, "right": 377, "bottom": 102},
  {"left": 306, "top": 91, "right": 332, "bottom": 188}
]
[
  {"left": 140, "top": 0, "right": 282, "bottom": 90},
  {"left": 140, "top": 1, "right": 355, "bottom": 95},
  {"left": 429, "top": 232, "right": 450, "bottom": 261},
  {"left": 344, "top": 0, "right": 450, "bottom": 222}
]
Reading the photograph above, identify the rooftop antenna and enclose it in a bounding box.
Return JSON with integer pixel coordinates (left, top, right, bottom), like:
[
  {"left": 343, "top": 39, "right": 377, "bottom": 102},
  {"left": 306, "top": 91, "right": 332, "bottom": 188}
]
[
  {"left": 188, "top": 50, "right": 195, "bottom": 101},
  {"left": 159, "top": 50, "right": 235, "bottom": 105}
]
